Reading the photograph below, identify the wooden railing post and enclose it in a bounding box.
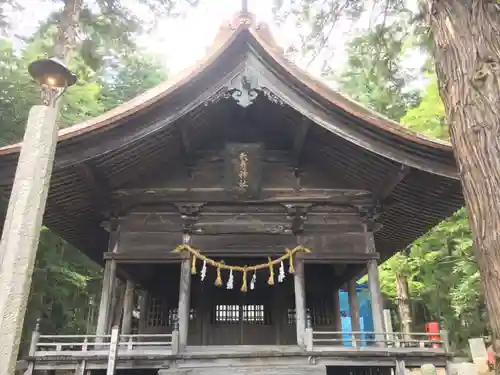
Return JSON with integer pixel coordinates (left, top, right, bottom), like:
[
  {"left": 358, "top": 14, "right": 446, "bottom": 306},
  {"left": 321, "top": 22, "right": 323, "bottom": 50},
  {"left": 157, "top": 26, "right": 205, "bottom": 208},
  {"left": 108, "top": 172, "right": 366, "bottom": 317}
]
[
  {"left": 127, "top": 335, "right": 134, "bottom": 350},
  {"left": 440, "top": 330, "right": 450, "bottom": 353},
  {"left": 28, "top": 319, "right": 40, "bottom": 356},
  {"left": 106, "top": 325, "right": 120, "bottom": 375},
  {"left": 75, "top": 337, "right": 88, "bottom": 375},
  {"left": 395, "top": 359, "right": 406, "bottom": 375},
  {"left": 25, "top": 319, "right": 41, "bottom": 375}
]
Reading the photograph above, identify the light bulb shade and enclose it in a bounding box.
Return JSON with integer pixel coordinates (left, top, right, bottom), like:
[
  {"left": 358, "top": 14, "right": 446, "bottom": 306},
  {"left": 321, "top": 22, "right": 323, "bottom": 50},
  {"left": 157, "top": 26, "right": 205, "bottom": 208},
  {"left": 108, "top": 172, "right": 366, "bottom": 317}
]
[{"left": 28, "top": 57, "right": 77, "bottom": 88}]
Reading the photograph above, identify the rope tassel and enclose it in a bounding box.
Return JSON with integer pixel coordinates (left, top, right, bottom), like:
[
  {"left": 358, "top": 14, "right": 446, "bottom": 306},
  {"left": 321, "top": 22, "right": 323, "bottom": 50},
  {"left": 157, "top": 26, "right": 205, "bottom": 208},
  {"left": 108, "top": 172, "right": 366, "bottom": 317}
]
[
  {"left": 287, "top": 249, "right": 295, "bottom": 274},
  {"left": 241, "top": 267, "right": 248, "bottom": 292},
  {"left": 215, "top": 262, "right": 223, "bottom": 287},
  {"left": 267, "top": 257, "right": 274, "bottom": 285},
  {"left": 191, "top": 255, "right": 197, "bottom": 275}
]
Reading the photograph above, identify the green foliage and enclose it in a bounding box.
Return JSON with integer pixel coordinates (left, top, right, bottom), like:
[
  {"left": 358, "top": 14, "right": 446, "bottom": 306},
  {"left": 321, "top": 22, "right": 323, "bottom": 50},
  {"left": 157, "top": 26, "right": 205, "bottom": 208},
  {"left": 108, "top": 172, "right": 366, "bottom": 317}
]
[
  {"left": 0, "top": 32, "right": 107, "bottom": 145},
  {"left": 33, "top": 0, "right": 198, "bottom": 70},
  {"left": 99, "top": 51, "right": 168, "bottom": 110},
  {"left": 24, "top": 229, "right": 102, "bottom": 340},
  {"left": 0, "top": 39, "right": 39, "bottom": 144},
  {"left": 379, "top": 210, "right": 486, "bottom": 349},
  {"left": 0, "top": 3, "right": 171, "bottom": 348},
  {"left": 401, "top": 75, "right": 448, "bottom": 140},
  {"left": 335, "top": 23, "right": 420, "bottom": 121}
]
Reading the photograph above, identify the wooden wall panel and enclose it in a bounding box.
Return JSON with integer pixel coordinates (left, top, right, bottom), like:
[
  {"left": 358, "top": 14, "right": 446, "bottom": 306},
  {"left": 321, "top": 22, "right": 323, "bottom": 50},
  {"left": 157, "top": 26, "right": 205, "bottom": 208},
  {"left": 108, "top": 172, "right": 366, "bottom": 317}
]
[{"left": 122, "top": 149, "right": 364, "bottom": 191}]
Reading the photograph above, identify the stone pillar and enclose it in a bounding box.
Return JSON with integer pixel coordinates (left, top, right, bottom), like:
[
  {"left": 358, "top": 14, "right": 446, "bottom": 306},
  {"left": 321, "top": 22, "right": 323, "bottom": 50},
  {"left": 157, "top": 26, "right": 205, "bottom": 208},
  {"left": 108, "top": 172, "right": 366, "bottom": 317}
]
[
  {"left": 294, "top": 257, "right": 306, "bottom": 348},
  {"left": 0, "top": 105, "right": 58, "bottom": 374},
  {"left": 367, "top": 259, "right": 385, "bottom": 345},
  {"left": 121, "top": 280, "right": 135, "bottom": 335},
  {"left": 332, "top": 287, "right": 342, "bottom": 333},
  {"left": 95, "top": 225, "right": 119, "bottom": 337},
  {"left": 178, "top": 256, "right": 192, "bottom": 350},
  {"left": 347, "top": 279, "right": 361, "bottom": 333}
]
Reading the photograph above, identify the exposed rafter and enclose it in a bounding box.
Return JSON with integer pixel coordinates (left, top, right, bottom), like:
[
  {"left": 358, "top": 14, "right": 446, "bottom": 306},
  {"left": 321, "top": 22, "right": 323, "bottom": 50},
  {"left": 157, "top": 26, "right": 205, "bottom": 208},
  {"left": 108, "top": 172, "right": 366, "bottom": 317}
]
[
  {"left": 292, "top": 117, "right": 311, "bottom": 168},
  {"left": 79, "top": 162, "right": 111, "bottom": 216},
  {"left": 178, "top": 119, "right": 193, "bottom": 167},
  {"left": 375, "top": 164, "right": 411, "bottom": 201}
]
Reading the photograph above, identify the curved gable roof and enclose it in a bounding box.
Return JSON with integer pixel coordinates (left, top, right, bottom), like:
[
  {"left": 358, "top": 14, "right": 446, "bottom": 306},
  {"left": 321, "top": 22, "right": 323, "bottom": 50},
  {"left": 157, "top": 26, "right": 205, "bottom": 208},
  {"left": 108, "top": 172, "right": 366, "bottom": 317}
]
[
  {"left": 0, "top": 12, "right": 463, "bottom": 264},
  {"left": 0, "top": 12, "right": 456, "bottom": 175}
]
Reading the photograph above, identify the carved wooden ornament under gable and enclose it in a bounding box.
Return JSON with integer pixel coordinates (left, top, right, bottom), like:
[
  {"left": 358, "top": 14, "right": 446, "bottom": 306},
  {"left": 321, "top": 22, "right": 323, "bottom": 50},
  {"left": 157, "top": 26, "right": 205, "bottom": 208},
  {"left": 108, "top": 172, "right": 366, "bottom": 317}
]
[{"left": 205, "top": 61, "right": 285, "bottom": 108}]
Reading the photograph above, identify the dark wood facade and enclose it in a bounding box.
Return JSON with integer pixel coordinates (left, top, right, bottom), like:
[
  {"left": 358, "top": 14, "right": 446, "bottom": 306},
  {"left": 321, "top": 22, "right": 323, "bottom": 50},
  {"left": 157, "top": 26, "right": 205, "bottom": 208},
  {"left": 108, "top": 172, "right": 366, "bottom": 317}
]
[{"left": 1, "top": 12, "right": 463, "bottom": 365}]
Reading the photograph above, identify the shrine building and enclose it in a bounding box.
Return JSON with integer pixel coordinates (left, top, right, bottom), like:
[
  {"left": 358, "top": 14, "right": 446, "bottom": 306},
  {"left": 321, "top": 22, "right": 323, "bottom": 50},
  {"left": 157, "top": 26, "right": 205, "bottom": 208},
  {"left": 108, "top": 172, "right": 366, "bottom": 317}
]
[{"left": 0, "top": 10, "right": 464, "bottom": 375}]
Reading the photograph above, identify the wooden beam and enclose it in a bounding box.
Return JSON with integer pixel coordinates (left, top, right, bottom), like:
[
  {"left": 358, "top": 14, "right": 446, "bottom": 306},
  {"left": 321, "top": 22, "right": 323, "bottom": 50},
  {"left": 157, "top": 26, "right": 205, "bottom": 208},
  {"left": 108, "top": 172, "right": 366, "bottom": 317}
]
[
  {"left": 112, "top": 187, "right": 374, "bottom": 205},
  {"left": 178, "top": 120, "right": 194, "bottom": 168},
  {"left": 104, "top": 251, "right": 380, "bottom": 262}
]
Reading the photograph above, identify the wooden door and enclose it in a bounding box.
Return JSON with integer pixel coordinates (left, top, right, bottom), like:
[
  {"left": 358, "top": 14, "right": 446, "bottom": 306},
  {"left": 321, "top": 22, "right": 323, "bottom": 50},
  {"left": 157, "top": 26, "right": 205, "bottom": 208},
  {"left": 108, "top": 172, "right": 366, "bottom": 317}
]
[{"left": 204, "top": 284, "right": 275, "bottom": 345}]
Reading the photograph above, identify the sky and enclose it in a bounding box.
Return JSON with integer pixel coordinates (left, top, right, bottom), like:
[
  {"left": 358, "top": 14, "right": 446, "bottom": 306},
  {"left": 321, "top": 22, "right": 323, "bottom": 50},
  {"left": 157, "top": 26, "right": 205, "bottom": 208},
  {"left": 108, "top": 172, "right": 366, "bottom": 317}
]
[
  {"left": 5, "top": 0, "right": 356, "bottom": 79},
  {"left": 4, "top": 0, "right": 426, "bottom": 90}
]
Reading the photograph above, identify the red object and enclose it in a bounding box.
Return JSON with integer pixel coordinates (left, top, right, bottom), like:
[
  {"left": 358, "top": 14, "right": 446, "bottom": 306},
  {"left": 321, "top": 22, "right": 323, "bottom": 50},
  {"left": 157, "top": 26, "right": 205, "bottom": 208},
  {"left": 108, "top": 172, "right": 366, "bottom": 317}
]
[
  {"left": 425, "top": 322, "right": 441, "bottom": 348},
  {"left": 488, "top": 349, "right": 496, "bottom": 366}
]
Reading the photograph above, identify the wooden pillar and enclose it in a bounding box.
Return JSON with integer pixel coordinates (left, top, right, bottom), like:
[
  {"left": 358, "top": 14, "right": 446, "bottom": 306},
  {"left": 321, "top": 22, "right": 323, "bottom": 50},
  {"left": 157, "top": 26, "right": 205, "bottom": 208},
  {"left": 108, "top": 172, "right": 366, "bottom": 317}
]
[
  {"left": 294, "top": 257, "right": 306, "bottom": 348},
  {"left": 347, "top": 279, "right": 361, "bottom": 333},
  {"left": 178, "top": 256, "right": 192, "bottom": 350},
  {"left": 95, "top": 260, "right": 116, "bottom": 336},
  {"left": 110, "top": 279, "right": 125, "bottom": 330},
  {"left": 121, "top": 280, "right": 135, "bottom": 334},
  {"left": 199, "top": 287, "right": 209, "bottom": 345},
  {"left": 332, "top": 287, "right": 342, "bottom": 333},
  {"left": 365, "top": 227, "right": 385, "bottom": 346},
  {"left": 367, "top": 259, "right": 385, "bottom": 345},
  {"left": 138, "top": 290, "right": 149, "bottom": 333},
  {"left": 273, "top": 285, "right": 284, "bottom": 345},
  {"left": 96, "top": 224, "right": 119, "bottom": 337}
]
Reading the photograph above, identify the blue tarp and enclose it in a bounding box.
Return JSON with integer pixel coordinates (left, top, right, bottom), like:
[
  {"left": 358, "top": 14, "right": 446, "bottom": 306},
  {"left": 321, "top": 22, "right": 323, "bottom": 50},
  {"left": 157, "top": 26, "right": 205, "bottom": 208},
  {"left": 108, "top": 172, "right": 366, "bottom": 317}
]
[{"left": 338, "top": 283, "right": 374, "bottom": 346}]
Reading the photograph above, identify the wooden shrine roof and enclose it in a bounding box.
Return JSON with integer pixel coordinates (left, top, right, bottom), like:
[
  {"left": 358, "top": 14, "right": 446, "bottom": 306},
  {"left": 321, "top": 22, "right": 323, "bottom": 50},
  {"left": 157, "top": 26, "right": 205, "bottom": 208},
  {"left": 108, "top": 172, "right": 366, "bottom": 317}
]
[{"left": 0, "top": 12, "right": 464, "bottom": 264}]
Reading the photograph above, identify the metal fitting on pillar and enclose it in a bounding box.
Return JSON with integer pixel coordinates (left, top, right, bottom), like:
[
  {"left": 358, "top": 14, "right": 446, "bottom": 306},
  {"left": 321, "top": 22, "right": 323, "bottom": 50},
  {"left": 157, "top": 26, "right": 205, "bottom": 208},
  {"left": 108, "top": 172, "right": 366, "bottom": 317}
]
[
  {"left": 173, "top": 313, "right": 180, "bottom": 331},
  {"left": 182, "top": 232, "right": 191, "bottom": 245},
  {"left": 306, "top": 309, "right": 312, "bottom": 329}
]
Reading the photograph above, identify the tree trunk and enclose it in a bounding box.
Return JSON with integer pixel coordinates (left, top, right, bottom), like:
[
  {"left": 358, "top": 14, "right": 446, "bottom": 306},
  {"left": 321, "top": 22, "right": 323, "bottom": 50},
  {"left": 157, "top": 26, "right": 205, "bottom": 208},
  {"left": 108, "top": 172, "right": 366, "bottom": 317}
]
[
  {"left": 427, "top": 1, "right": 500, "bottom": 372},
  {"left": 395, "top": 273, "right": 412, "bottom": 341},
  {"left": 53, "top": 0, "right": 83, "bottom": 63}
]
